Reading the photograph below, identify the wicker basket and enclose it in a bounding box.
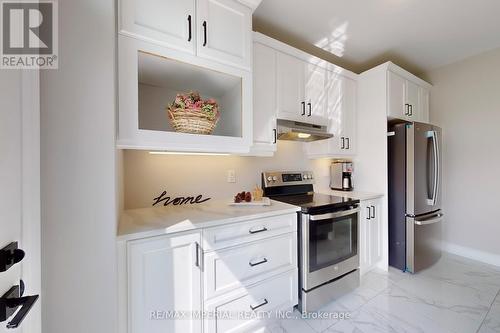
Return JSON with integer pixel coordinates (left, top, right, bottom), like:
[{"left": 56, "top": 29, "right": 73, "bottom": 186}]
[{"left": 167, "top": 107, "right": 219, "bottom": 135}]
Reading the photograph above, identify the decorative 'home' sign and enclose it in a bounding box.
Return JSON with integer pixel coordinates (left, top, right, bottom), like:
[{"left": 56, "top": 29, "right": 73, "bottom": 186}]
[{"left": 152, "top": 190, "right": 211, "bottom": 207}]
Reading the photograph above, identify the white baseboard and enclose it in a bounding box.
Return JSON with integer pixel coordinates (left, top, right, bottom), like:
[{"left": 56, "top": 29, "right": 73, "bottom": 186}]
[{"left": 442, "top": 242, "right": 500, "bottom": 267}]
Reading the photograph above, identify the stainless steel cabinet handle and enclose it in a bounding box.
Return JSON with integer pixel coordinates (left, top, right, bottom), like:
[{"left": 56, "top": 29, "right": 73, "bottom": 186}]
[
  {"left": 301, "top": 102, "right": 306, "bottom": 116},
  {"left": 371, "top": 205, "right": 375, "bottom": 219},
  {"left": 249, "top": 258, "right": 268, "bottom": 267},
  {"left": 409, "top": 104, "right": 413, "bottom": 116},
  {"left": 250, "top": 298, "right": 268, "bottom": 311},
  {"left": 249, "top": 226, "right": 268, "bottom": 234},
  {"left": 367, "top": 207, "right": 371, "bottom": 220},
  {"left": 341, "top": 137, "right": 345, "bottom": 149},
  {"left": 405, "top": 104, "right": 409, "bottom": 116},
  {"left": 346, "top": 137, "right": 350, "bottom": 150},
  {"left": 307, "top": 102, "right": 312, "bottom": 116},
  {"left": 273, "top": 129, "right": 277, "bottom": 144}
]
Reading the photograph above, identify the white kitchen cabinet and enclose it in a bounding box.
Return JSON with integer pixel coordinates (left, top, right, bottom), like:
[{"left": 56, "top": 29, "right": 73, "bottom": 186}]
[
  {"left": 203, "top": 233, "right": 296, "bottom": 300},
  {"left": 117, "top": 35, "right": 253, "bottom": 153},
  {"left": 419, "top": 86, "right": 430, "bottom": 123},
  {"left": 119, "top": 0, "right": 252, "bottom": 70},
  {"left": 405, "top": 80, "right": 420, "bottom": 120},
  {"left": 387, "top": 70, "right": 430, "bottom": 122},
  {"left": 204, "top": 270, "right": 298, "bottom": 333},
  {"left": 196, "top": 0, "right": 252, "bottom": 70},
  {"left": 277, "top": 52, "right": 305, "bottom": 122},
  {"left": 276, "top": 53, "right": 328, "bottom": 126},
  {"left": 119, "top": 0, "right": 196, "bottom": 54},
  {"left": 305, "top": 74, "right": 357, "bottom": 158},
  {"left": 304, "top": 62, "right": 328, "bottom": 125},
  {"left": 128, "top": 231, "right": 202, "bottom": 333},
  {"left": 387, "top": 71, "right": 406, "bottom": 120},
  {"left": 360, "top": 198, "right": 383, "bottom": 274},
  {"left": 249, "top": 42, "right": 277, "bottom": 154}
]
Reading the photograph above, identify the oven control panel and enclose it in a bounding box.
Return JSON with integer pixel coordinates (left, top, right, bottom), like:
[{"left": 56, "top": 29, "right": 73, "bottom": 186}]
[{"left": 262, "top": 171, "right": 315, "bottom": 188}]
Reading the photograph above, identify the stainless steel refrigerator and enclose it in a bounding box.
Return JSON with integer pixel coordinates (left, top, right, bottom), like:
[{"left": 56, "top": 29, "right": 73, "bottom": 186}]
[{"left": 388, "top": 122, "right": 444, "bottom": 273}]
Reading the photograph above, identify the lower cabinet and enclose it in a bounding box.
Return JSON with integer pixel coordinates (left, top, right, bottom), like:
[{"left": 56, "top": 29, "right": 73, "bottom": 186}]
[
  {"left": 360, "top": 198, "right": 383, "bottom": 274},
  {"left": 121, "top": 213, "right": 298, "bottom": 333},
  {"left": 127, "top": 231, "right": 202, "bottom": 333},
  {"left": 204, "top": 270, "right": 298, "bottom": 333}
]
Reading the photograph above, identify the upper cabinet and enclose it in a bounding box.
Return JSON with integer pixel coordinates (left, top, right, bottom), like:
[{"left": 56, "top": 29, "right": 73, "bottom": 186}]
[
  {"left": 387, "top": 67, "right": 431, "bottom": 123},
  {"left": 249, "top": 41, "right": 277, "bottom": 155},
  {"left": 117, "top": 0, "right": 256, "bottom": 153},
  {"left": 276, "top": 53, "right": 328, "bottom": 126},
  {"left": 119, "top": 0, "right": 252, "bottom": 70},
  {"left": 119, "top": 0, "right": 196, "bottom": 54},
  {"left": 305, "top": 73, "right": 357, "bottom": 158},
  {"left": 196, "top": 0, "right": 252, "bottom": 70}
]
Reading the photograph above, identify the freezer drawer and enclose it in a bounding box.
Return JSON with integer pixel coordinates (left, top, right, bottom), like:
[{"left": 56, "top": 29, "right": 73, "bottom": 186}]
[{"left": 406, "top": 211, "right": 443, "bottom": 273}]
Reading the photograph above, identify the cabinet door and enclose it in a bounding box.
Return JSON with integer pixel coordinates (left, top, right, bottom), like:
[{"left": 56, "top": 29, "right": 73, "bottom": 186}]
[
  {"left": 277, "top": 52, "right": 305, "bottom": 122},
  {"left": 252, "top": 42, "right": 277, "bottom": 150},
  {"left": 304, "top": 63, "right": 328, "bottom": 126},
  {"left": 360, "top": 202, "right": 371, "bottom": 273},
  {"left": 387, "top": 71, "right": 406, "bottom": 119},
  {"left": 342, "top": 77, "right": 357, "bottom": 154},
  {"left": 119, "top": 0, "right": 195, "bottom": 54},
  {"left": 128, "top": 232, "right": 202, "bottom": 333},
  {"left": 405, "top": 80, "right": 420, "bottom": 120},
  {"left": 305, "top": 74, "right": 356, "bottom": 157},
  {"left": 369, "top": 200, "right": 383, "bottom": 266},
  {"left": 196, "top": 0, "right": 252, "bottom": 70},
  {"left": 419, "top": 87, "right": 430, "bottom": 123}
]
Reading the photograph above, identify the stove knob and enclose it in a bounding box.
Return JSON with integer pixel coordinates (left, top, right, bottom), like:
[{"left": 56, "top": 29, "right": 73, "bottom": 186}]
[
  {"left": 309, "top": 174, "right": 314, "bottom": 179},
  {"left": 272, "top": 176, "right": 277, "bottom": 181},
  {"left": 267, "top": 176, "right": 273, "bottom": 182},
  {"left": 303, "top": 175, "right": 308, "bottom": 180}
]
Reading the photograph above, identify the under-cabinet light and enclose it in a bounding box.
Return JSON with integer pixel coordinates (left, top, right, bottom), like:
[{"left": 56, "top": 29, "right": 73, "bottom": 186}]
[
  {"left": 297, "top": 133, "right": 312, "bottom": 139},
  {"left": 149, "top": 151, "right": 230, "bottom": 156}
]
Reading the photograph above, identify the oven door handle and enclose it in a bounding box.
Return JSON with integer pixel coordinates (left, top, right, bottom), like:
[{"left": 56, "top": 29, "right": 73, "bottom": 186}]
[{"left": 308, "top": 207, "right": 360, "bottom": 221}]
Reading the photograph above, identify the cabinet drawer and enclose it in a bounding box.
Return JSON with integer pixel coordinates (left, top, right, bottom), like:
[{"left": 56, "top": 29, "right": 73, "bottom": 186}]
[
  {"left": 203, "top": 213, "right": 297, "bottom": 251},
  {"left": 204, "top": 233, "right": 297, "bottom": 300},
  {"left": 204, "top": 270, "right": 298, "bottom": 333}
]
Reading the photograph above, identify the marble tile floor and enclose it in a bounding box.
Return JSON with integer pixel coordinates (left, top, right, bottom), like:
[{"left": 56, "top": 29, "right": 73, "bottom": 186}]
[{"left": 260, "top": 253, "right": 500, "bottom": 333}]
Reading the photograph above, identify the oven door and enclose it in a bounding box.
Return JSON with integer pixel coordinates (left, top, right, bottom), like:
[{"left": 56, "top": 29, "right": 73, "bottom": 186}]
[{"left": 301, "top": 207, "right": 360, "bottom": 291}]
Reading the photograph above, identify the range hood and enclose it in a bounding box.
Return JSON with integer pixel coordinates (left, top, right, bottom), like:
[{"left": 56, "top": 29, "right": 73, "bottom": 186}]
[{"left": 276, "top": 119, "right": 333, "bottom": 142}]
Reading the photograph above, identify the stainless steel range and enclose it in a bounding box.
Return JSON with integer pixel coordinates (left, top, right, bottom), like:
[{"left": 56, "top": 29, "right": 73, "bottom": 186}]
[{"left": 262, "top": 171, "right": 361, "bottom": 313}]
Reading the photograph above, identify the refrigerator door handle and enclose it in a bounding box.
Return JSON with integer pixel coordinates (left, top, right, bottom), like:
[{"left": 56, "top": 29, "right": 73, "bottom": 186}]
[
  {"left": 427, "top": 130, "right": 439, "bottom": 206},
  {"left": 414, "top": 213, "right": 444, "bottom": 226}
]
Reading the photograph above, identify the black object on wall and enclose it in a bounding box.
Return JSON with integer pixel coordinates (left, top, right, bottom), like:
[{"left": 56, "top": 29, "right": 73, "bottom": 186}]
[
  {"left": 0, "top": 242, "right": 25, "bottom": 273},
  {"left": 0, "top": 282, "right": 39, "bottom": 329}
]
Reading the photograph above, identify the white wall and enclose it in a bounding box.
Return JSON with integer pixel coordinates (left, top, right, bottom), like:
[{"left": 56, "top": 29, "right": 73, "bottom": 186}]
[
  {"left": 40, "top": 0, "right": 117, "bottom": 332},
  {"left": 424, "top": 47, "right": 500, "bottom": 265},
  {"left": 123, "top": 142, "right": 334, "bottom": 209}
]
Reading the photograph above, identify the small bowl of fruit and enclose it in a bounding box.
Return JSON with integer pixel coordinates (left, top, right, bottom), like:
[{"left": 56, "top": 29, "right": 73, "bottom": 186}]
[{"left": 229, "top": 186, "right": 270, "bottom": 206}]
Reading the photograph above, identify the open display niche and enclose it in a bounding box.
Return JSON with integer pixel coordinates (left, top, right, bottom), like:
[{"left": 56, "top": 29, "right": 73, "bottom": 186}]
[{"left": 138, "top": 51, "right": 243, "bottom": 138}]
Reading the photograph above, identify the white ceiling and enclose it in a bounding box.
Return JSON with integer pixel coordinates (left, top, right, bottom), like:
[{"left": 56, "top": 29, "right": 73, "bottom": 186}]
[{"left": 254, "top": 0, "right": 500, "bottom": 74}]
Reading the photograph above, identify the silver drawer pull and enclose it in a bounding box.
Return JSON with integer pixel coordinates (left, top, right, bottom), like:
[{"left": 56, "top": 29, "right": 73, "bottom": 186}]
[
  {"left": 249, "top": 226, "right": 267, "bottom": 234},
  {"left": 250, "top": 298, "right": 268, "bottom": 311},
  {"left": 249, "top": 258, "right": 268, "bottom": 267}
]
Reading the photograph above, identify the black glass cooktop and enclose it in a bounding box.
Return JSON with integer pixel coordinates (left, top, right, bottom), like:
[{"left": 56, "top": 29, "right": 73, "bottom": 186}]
[{"left": 270, "top": 192, "right": 360, "bottom": 214}]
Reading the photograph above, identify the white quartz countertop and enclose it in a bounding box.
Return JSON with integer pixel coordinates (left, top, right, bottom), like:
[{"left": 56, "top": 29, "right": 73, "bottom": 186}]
[
  {"left": 117, "top": 199, "right": 300, "bottom": 241},
  {"left": 319, "top": 190, "right": 384, "bottom": 201}
]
